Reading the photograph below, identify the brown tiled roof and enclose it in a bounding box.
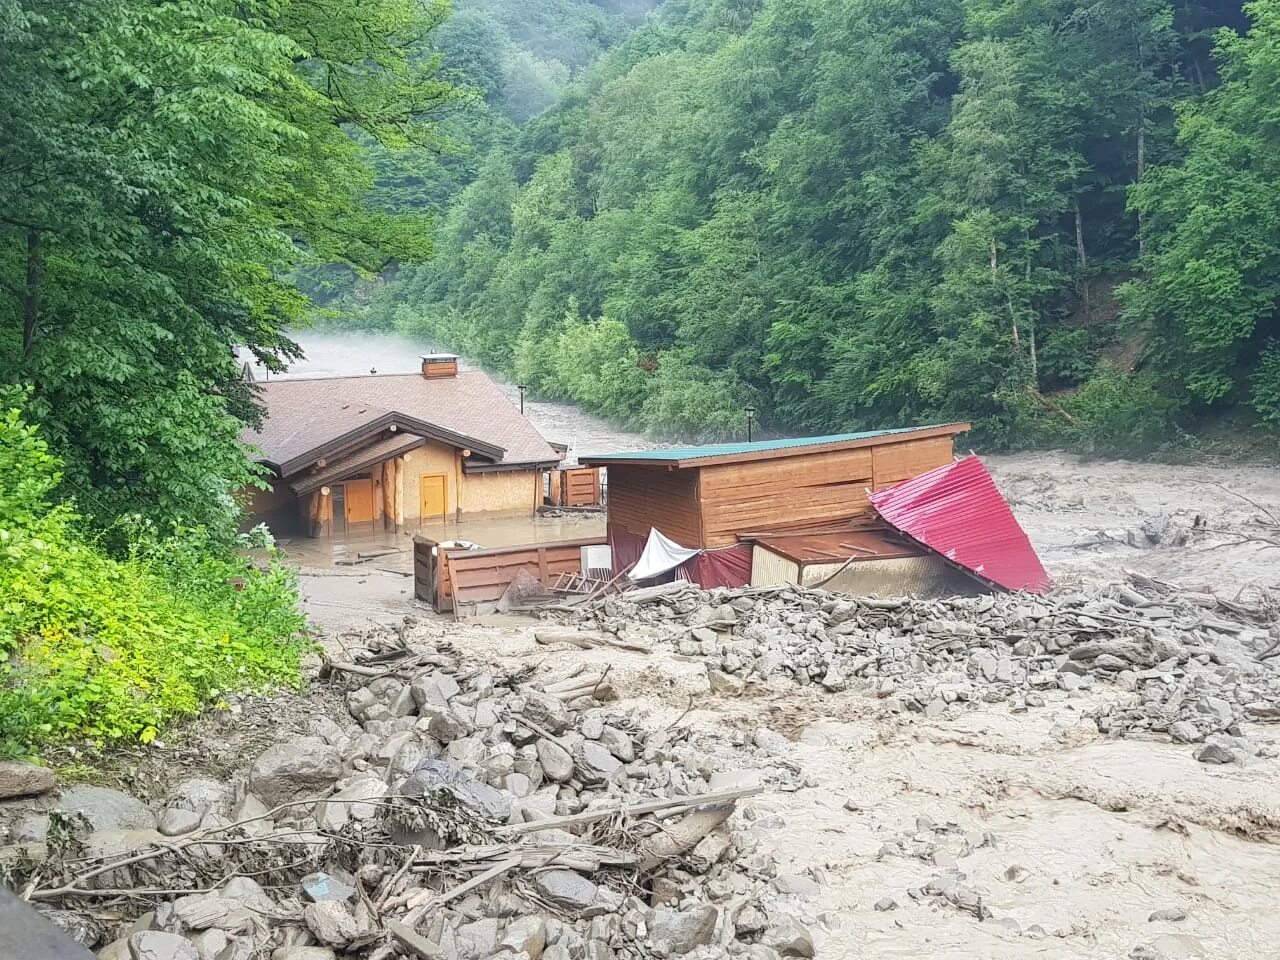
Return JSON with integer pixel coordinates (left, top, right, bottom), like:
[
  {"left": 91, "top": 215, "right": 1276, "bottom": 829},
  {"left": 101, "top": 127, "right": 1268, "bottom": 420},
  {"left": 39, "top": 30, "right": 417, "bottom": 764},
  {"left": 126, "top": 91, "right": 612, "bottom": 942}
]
[
  {"left": 246, "top": 372, "right": 561, "bottom": 474},
  {"left": 289, "top": 433, "right": 426, "bottom": 495}
]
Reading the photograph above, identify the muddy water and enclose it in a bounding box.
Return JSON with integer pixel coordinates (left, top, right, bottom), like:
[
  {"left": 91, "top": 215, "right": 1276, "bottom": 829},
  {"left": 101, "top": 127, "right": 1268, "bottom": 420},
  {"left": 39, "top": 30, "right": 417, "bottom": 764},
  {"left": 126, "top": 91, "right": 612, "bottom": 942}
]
[{"left": 276, "top": 331, "right": 1280, "bottom": 624}]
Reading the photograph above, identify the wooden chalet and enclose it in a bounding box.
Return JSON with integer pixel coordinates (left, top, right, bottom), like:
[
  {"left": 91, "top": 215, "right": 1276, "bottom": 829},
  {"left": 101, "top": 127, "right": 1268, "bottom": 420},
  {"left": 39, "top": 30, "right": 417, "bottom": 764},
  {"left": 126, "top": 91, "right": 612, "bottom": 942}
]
[
  {"left": 579, "top": 424, "right": 969, "bottom": 546},
  {"left": 243, "top": 355, "right": 563, "bottom": 537}
]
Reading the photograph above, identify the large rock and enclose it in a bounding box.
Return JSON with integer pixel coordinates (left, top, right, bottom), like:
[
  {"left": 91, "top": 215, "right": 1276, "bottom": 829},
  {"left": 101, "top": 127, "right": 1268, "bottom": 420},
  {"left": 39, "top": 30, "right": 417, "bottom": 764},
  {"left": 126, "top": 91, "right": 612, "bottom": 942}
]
[
  {"left": 537, "top": 739, "right": 574, "bottom": 783},
  {"left": 314, "top": 777, "right": 388, "bottom": 830},
  {"left": 400, "top": 759, "right": 512, "bottom": 821},
  {"left": 247, "top": 738, "right": 343, "bottom": 806},
  {"left": 520, "top": 691, "right": 571, "bottom": 734},
  {"left": 303, "top": 902, "right": 359, "bottom": 948},
  {"left": 500, "top": 917, "right": 547, "bottom": 959},
  {"left": 128, "top": 932, "right": 198, "bottom": 960},
  {"left": 157, "top": 809, "right": 202, "bottom": 837},
  {"left": 57, "top": 786, "right": 156, "bottom": 831},
  {"left": 164, "top": 778, "right": 233, "bottom": 818},
  {"left": 647, "top": 906, "right": 717, "bottom": 956},
  {"left": 573, "top": 742, "right": 622, "bottom": 785},
  {"left": 763, "top": 919, "right": 815, "bottom": 958},
  {"left": 410, "top": 671, "right": 460, "bottom": 712},
  {"left": 0, "top": 761, "right": 55, "bottom": 799},
  {"left": 531, "top": 870, "right": 622, "bottom": 917}
]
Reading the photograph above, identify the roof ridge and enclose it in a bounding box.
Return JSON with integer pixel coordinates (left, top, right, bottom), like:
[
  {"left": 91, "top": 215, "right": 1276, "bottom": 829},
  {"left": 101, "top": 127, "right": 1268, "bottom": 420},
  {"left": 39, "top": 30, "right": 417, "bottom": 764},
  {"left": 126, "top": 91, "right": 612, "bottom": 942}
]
[{"left": 259, "top": 369, "right": 489, "bottom": 385}]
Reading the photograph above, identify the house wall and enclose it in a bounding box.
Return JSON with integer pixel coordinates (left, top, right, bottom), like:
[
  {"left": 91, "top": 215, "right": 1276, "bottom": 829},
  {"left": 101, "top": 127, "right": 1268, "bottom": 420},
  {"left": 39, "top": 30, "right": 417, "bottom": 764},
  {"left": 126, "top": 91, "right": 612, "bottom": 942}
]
[
  {"left": 605, "top": 464, "right": 703, "bottom": 546},
  {"left": 604, "top": 434, "right": 958, "bottom": 550},
  {"left": 461, "top": 470, "right": 539, "bottom": 515},
  {"left": 871, "top": 436, "right": 955, "bottom": 489},
  {"left": 400, "top": 440, "right": 461, "bottom": 523},
  {"left": 397, "top": 439, "right": 541, "bottom": 523},
  {"left": 698, "top": 447, "right": 876, "bottom": 547}
]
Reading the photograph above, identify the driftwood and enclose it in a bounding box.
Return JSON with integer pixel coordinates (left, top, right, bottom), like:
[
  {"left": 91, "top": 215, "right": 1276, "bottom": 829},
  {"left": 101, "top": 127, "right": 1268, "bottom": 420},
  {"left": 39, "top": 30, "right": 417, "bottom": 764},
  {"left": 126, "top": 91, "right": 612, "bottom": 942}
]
[
  {"left": 413, "top": 843, "right": 638, "bottom": 872},
  {"left": 534, "top": 629, "right": 652, "bottom": 655},
  {"left": 637, "top": 802, "right": 735, "bottom": 871},
  {"left": 501, "top": 785, "right": 763, "bottom": 837}
]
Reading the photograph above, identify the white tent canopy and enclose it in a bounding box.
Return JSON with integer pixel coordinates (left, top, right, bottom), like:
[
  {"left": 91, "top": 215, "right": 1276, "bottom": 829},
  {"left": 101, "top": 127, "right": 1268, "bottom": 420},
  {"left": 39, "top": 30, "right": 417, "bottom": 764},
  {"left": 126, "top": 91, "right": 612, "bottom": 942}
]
[{"left": 631, "top": 528, "right": 701, "bottom": 581}]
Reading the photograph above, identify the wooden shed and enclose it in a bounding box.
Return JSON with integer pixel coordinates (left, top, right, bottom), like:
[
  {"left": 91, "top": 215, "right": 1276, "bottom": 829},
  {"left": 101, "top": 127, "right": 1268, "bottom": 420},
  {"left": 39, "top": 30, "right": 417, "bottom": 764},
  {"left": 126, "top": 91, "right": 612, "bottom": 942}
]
[{"left": 579, "top": 424, "right": 971, "bottom": 552}]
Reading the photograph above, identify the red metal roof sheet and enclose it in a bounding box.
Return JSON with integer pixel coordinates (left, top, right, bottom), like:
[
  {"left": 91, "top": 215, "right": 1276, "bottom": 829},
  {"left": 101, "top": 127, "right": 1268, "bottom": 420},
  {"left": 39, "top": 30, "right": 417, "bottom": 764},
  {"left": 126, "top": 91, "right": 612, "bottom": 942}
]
[{"left": 869, "top": 455, "right": 1050, "bottom": 593}]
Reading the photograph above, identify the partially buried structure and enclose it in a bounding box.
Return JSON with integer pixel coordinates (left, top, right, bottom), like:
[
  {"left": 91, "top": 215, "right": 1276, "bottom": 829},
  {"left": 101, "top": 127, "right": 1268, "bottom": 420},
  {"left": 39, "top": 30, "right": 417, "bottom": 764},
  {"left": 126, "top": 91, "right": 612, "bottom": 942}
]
[
  {"left": 243, "top": 354, "right": 563, "bottom": 537},
  {"left": 579, "top": 424, "right": 973, "bottom": 589}
]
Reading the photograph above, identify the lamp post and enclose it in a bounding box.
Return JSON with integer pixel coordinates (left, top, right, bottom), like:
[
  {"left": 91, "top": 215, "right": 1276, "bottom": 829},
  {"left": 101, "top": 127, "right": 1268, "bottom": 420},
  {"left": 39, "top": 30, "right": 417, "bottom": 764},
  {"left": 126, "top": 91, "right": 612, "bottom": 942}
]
[
  {"left": 745, "top": 404, "right": 757, "bottom": 443},
  {"left": 517, "top": 384, "right": 527, "bottom": 415}
]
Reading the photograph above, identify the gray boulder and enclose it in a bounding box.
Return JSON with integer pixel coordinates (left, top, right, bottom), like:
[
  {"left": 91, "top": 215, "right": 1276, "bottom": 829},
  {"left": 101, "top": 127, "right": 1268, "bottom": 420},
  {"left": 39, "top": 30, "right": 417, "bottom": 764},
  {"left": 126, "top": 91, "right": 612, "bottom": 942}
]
[
  {"left": 301, "top": 871, "right": 357, "bottom": 903},
  {"left": 400, "top": 759, "right": 512, "bottom": 821},
  {"left": 531, "top": 869, "right": 623, "bottom": 916},
  {"left": 303, "top": 902, "right": 359, "bottom": 948},
  {"left": 157, "top": 808, "right": 202, "bottom": 837},
  {"left": 57, "top": 786, "right": 156, "bottom": 831},
  {"left": 0, "top": 761, "right": 55, "bottom": 799},
  {"left": 647, "top": 906, "right": 717, "bottom": 956},
  {"left": 164, "top": 778, "right": 233, "bottom": 818},
  {"left": 537, "top": 739, "right": 574, "bottom": 783},
  {"left": 128, "top": 932, "right": 198, "bottom": 960},
  {"left": 573, "top": 741, "right": 622, "bottom": 784},
  {"left": 521, "top": 690, "right": 571, "bottom": 734},
  {"left": 247, "top": 737, "right": 342, "bottom": 806}
]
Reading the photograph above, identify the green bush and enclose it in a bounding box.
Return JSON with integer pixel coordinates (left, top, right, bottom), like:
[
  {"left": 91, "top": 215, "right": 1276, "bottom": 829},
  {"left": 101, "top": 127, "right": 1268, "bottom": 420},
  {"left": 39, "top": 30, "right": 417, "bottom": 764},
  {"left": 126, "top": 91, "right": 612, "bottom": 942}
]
[
  {"left": 1059, "top": 366, "right": 1182, "bottom": 456},
  {"left": 1253, "top": 341, "right": 1280, "bottom": 428},
  {"left": 0, "top": 398, "right": 309, "bottom": 756}
]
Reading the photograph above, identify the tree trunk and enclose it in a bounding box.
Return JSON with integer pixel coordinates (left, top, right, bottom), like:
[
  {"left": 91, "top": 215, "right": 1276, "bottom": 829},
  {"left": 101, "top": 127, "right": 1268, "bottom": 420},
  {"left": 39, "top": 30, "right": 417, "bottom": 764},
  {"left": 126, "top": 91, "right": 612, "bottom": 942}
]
[
  {"left": 1075, "top": 200, "right": 1089, "bottom": 311},
  {"left": 21, "top": 228, "right": 41, "bottom": 356},
  {"left": 1136, "top": 127, "right": 1146, "bottom": 257}
]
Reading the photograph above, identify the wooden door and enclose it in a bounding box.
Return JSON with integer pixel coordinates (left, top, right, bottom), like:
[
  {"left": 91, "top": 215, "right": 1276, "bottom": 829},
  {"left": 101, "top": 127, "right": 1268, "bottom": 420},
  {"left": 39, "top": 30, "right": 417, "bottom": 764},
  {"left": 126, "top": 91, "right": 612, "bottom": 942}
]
[
  {"left": 344, "top": 479, "right": 376, "bottom": 526},
  {"left": 420, "top": 474, "right": 447, "bottom": 520}
]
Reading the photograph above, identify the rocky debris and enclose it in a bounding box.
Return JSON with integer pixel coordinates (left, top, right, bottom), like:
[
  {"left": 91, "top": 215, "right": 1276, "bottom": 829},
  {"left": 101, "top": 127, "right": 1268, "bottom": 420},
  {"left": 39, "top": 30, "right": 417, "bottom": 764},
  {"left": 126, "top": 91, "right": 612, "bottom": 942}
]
[
  {"left": 0, "top": 760, "right": 56, "bottom": 799},
  {"left": 9, "top": 625, "right": 812, "bottom": 960},
  {"left": 56, "top": 786, "right": 157, "bottom": 832},
  {"left": 128, "top": 931, "right": 199, "bottom": 960},
  {"left": 1148, "top": 907, "right": 1187, "bottom": 922},
  {"left": 247, "top": 737, "right": 343, "bottom": 807},
  {"left": 554, "top": 576, "right": 1280, "bottom": 757}
]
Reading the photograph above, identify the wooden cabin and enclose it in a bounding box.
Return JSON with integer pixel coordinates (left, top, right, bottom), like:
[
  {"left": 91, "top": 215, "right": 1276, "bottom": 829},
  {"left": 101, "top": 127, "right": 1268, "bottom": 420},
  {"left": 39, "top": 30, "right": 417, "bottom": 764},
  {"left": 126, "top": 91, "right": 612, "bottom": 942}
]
[
  {"left": 242, "top": 356, "right": 563, "bottom": 537},
  {"left": 578, "top": 424, "right": 970, "bottom": 564}
]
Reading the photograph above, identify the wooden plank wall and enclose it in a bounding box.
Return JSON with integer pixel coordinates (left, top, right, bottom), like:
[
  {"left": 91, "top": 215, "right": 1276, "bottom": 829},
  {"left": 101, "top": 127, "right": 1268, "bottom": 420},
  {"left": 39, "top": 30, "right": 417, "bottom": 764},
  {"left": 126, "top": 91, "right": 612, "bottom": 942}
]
[
  {"left": 562, "top": 467, "right": 602, "bottom": 507},
  {"left": 604, "top": 464, "right": 703, "bottom": 545},
  {"left": 871, "top": 436, "right": 954, "bottom": 489},
  {"left": 445, "top": 537, "right": 607, "bottom": 617},
  {"left": 698, "top": 448, "right": 875, "bottom": 547}
]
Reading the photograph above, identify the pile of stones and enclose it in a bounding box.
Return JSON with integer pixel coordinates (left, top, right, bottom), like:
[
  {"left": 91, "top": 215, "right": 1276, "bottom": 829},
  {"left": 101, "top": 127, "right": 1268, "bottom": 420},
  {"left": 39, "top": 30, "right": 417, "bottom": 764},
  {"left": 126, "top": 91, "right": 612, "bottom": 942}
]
[
  {"left": 0, "top": 629, "right": 816, "bottom": 960},
  {"left": 559, "top": 579, "right": 1279, "bottom": 763}
]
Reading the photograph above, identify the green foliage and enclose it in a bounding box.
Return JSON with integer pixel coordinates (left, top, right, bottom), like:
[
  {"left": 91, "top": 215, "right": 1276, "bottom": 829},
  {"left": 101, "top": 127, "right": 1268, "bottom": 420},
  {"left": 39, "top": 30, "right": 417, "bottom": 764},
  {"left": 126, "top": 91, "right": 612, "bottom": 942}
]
[
  {"left": 0, "top": 396, "right": 308, "bottom": 756},
  {"left": 1253, "top": 341, "right": 1280, "bottom": 426},
  {"left": 1058, "top": 366, "right": 1182, "bottom": 455},
  {"left": 353, "top": 0, "right": 1279, "bottom": 454},
  {"left": 0, "top": 0, "right": 458, "bottom": 538}
]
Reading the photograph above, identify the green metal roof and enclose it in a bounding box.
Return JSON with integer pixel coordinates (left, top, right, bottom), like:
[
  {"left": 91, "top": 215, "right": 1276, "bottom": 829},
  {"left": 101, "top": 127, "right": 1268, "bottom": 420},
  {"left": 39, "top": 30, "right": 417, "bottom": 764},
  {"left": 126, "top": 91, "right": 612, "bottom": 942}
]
[{"left": 580, "top": 424, "right": 969, "bottom": 467}]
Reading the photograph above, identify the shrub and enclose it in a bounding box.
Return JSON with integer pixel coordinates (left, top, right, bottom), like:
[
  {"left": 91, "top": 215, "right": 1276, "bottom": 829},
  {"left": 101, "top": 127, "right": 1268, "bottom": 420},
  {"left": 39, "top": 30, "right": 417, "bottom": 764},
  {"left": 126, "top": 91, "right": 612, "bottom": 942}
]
[
  {"left": 1252, "top": 341, "right": 1280, "bottom": 428},
  {"left": 1060, "top": 366, "right": 1181, "bottom": 456},
  {"left": 0, "top": 396, "right": 309, "bottom": 756}
]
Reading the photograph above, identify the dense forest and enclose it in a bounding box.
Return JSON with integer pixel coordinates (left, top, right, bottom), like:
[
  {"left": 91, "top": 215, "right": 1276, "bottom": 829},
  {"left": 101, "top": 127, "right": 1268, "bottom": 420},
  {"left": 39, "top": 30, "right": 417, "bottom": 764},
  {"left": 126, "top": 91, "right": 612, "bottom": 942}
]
[
  {"left": 341, "top": 0, "right": 1280, "bottom": 453},
  {"left": 0, "top": 0, "right": 454, "bottom": 751}
]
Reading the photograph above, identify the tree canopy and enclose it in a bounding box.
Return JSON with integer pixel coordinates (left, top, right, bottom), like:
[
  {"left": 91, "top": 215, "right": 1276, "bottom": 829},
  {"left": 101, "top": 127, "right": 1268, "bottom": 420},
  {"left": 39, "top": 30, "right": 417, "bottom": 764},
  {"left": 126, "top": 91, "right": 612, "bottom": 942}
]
[
  {"left": 351, "top": 0, "right": 1280, "bottom": 453},
  {"left": 0, "top": 0, "right": 456, "bottom": 534}
]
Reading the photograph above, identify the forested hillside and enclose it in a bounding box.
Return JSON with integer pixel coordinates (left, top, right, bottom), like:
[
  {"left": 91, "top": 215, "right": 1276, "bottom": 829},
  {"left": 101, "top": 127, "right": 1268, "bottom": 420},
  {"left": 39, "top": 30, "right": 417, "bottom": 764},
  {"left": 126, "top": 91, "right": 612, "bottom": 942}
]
[{"left": 358, "top": 0, "right": 1280, "bottom": 452}]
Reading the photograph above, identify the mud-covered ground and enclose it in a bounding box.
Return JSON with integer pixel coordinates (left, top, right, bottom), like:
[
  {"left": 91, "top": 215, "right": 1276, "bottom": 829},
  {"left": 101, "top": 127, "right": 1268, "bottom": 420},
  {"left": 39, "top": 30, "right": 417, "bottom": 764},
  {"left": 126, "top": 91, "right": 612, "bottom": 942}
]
[{"left": 279, "top": 333, "right": 1280, "bottom": 958}]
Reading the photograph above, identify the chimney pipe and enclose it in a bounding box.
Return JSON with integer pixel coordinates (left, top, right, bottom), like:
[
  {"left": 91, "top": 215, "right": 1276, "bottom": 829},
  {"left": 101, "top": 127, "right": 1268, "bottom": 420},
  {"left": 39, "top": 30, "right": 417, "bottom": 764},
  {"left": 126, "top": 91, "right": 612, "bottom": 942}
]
[{"left": 420, "top": 353, "right": 459, "bottom": 379}]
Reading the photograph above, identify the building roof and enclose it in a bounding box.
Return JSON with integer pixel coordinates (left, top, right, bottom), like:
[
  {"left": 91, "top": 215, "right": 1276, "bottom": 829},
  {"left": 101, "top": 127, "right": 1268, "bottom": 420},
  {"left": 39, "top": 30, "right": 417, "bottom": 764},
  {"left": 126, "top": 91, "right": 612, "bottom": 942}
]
[
  {"left": 578, "top": 424, "right": 970, "bottom": 469},
  {"left": 288, "top": 433, "right": 425, "bottom": 496},
  {"left": 246, "top": 371, "right": 562, "bottom": 476},
  {"left": 869, "top": 455, "right": 1050, "bottom": 593}
]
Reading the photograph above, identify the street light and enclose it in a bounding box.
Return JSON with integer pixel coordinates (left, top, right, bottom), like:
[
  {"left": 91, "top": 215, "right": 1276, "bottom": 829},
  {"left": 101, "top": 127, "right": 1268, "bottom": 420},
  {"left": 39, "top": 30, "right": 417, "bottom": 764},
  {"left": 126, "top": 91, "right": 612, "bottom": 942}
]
[
  {"left": 745, "top": 404, "right": 757, "bottom": 443},
  {"left": 517, "top": 384, "right": 527, "bottom": 415}
]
